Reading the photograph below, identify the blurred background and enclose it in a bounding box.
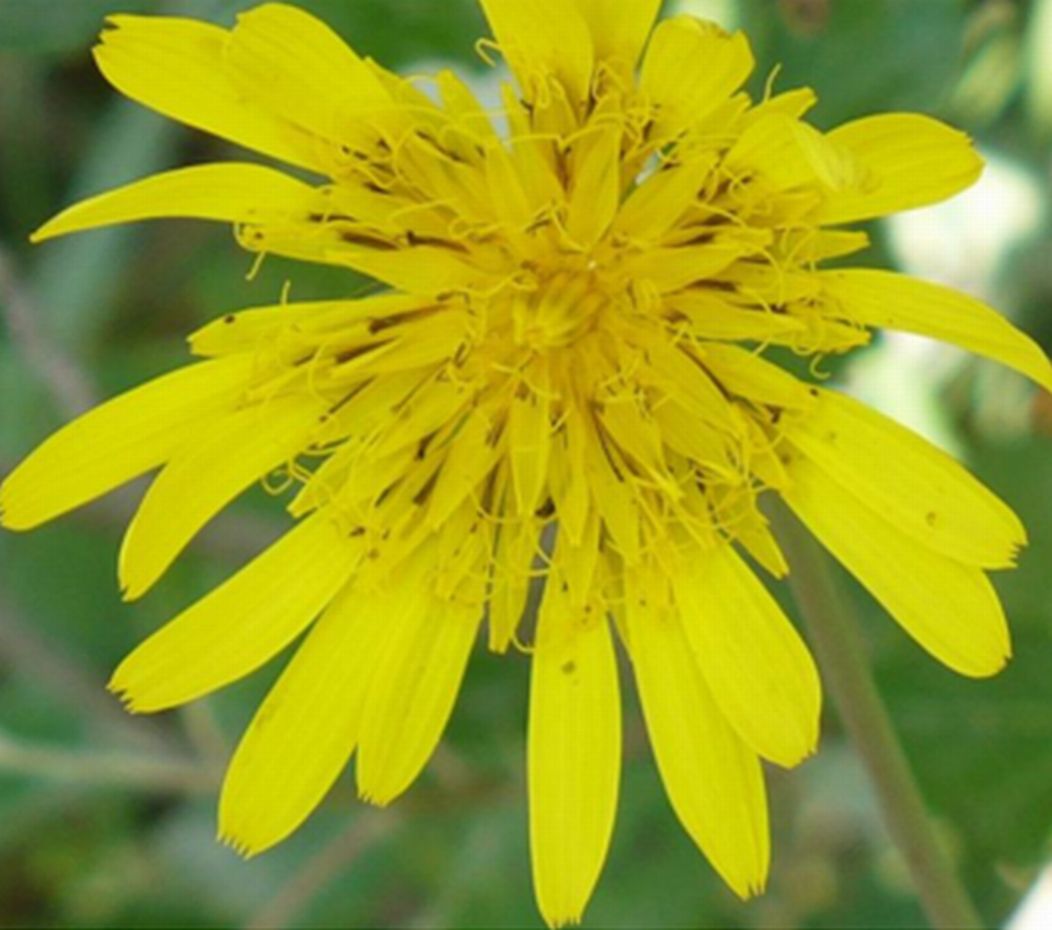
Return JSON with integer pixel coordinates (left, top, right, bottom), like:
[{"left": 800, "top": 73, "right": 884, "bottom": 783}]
[{"left": 2, "top": 0, "right": 1052, "bottom": 926}]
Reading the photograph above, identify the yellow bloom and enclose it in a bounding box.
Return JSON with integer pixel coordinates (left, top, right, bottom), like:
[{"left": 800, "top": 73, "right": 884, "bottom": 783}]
[{"left": 4, "top": 2, "right": 1050, "bottom": 925}]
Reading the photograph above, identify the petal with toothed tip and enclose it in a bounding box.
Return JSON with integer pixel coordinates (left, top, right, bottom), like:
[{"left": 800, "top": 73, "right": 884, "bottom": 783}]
[
  {"left": 626, "top": 594, "right": 770, "bottom": 898},
  {"left": 109, "top": 513, "right": 361, "bottom": 712},
  {"left": 218, "top": 584, "right": 388, "bottom": 857}
]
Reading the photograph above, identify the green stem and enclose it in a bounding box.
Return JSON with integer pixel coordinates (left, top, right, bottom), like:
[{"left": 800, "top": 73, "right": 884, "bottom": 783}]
[{"left": 772, "top": 502, "right": 984, "bottom": 930}]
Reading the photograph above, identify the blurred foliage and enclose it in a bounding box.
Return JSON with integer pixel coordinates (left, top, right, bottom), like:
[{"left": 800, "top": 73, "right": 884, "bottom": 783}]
[{"left": 2, "top": 0, "right": 1052, "bottom": 928}]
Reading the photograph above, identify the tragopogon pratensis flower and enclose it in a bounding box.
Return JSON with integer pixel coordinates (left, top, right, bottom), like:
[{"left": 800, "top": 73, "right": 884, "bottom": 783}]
[{"left": 4, "top": 2, "right": 1051, "bottom": 925}]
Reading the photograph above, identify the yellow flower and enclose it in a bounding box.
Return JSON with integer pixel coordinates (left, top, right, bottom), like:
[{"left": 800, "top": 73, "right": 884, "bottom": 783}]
[{"left": 3, "top": 2, "right": 1050, "bottom": 925}]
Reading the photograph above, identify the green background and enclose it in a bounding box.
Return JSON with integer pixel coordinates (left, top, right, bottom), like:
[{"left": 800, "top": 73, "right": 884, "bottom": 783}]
[{"left": 2, "top": 0, "right": 1052, "bottom": 927}]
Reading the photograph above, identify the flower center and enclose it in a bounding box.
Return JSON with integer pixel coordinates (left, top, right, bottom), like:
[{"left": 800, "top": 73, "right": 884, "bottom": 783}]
[{"left": 511, "top": 257, "right": 616, "bottom": 350}]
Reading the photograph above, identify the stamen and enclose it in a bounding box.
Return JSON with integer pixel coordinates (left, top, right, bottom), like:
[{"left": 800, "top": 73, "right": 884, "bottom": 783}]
[
  {"left": 473, "top": 37, "right": 499, "bottom": 69},
  {"left": 244, "top": 248, "right": 268, "bottom": 282},
  {"left": 763, "top": 63, "right": 784, "bottom": 103}
]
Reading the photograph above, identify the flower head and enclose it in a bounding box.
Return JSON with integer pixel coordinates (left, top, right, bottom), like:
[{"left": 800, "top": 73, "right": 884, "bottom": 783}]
[{"left": 4, "top": 2, "right": 1051, "bottom": 925}]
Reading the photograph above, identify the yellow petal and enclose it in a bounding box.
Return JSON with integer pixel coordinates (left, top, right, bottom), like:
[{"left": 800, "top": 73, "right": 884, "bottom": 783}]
[
  {"left": 436, "top": 69, "right": 499, "bottom": 146},
  {"left": 488, "top": 507, "right": 541, "bottom": 652},
  {"left": 744, "top": 87, "right": 818, "bottom": 123},
  {"left": 225, "top": 3, "right": 394, "bottom": 145},
  {"left": 737, "top": 528, "right": 790, "bottom": 579},
  {"left": 666, "top": 293, "right": 806, "bottom": 342},
  {"left": 626, "top": 601, "right": 769, "bottom": 898},
  {"left": 641, "top": 339, "right": 737, "bottom": 434},
  {"left": 329, "top": 308, "right": 469, "bottom": 379},
  {"left": 726, "top": 113, "right": 860, "bottom": 193},
  {"left": 328, "top": 246, "right": 496, "bottom": 297},
  {"left": 508, "top": 369, "right": 553, "bottom": 517},
  {"left": 529, "top": 613, "right": 620, "bottom": 929},
  {"left": 552, "top": 512, "right": 601, "bottom": 610},
  {"left": 820, "top": 269, "right": 1052, "bottom": 390},
  {"left": 717, "top": 260, "right": 820, "bottom": 304},
  {"left": 391, "top": 132, "right": 493, "bottom": 224},
  {"left": 702, "top": 344, "right": 816, "bottom": 410},
  {"left": 0, "top": 357, "right": 253, "bottom": 530},
  {"left": 651, "top": 398, "right": 736, "bottom": 473},
  {"left": 369, "top": 376, "right": 471, "bottom": 460},
  {"left": 782, "top": 455, "right": 1011, "bottom": 677},
  {"left": 736, "top": 516, "right": 790, "bottom": 579},
  {"left": 500, "top": 85, "right": 565, "bottom": 211},
  {"left": 218, "top": 584, "right": 388, "bottom": 855},
  {"left": 479, "top": 0, "right": 594, "bottom": 104},
  {"left": 119, "top": 394, "right": 327, "bottom": 601},
  {"left": 31, "top": 163, "right": 317, "bottom": 243},
  {"left": 624, "top": 242, "right": 750, "bottom": 293},
  {"left": 574, "top": 0, "right": 660, "bottom": 72},
  {"left": 785, "top": 389, "right": 1026, "bottom": 568},
  {"left": 785, "top": 228, "right": 870, "bottom": 263},
  {"left": 582, "top": 415, "right": 641, "bottom": 563},
  {"left": 189, "top": 294, "right": 427, "bottom": 357},
  {"left": 109, "top": 513, "right": 361, "bottom": 712},
  {"left": 357, "top": 595, "right": 480, "bottom": 805},
  {"left": 427, "top": 408, "right": 502, "bottom": 528},
  {"left": 818, "top": 114, "right": 983, "bottom": 224},
  {"left": 93, "top": 14, "right": 324, "bottom": 171},
  {"left": 566, "top": 124, "right": 622, "bottom": 249},
  {"left": 640, "top": 17, "right": 754, "bottom": 140},
  {"left": 673, "top": 543, "right": 821, "bottom": 767},
  {"left": 484, "top": 141, "right": 543, "bottom": 237},
  {"left": 548, "top": 415, "right": 590, "bottom": 545},
  {"left": 614, "top": 154, "right": 716, "bottom": 241}
]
